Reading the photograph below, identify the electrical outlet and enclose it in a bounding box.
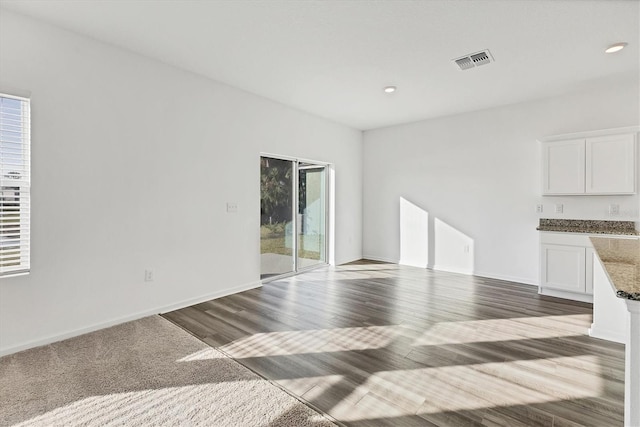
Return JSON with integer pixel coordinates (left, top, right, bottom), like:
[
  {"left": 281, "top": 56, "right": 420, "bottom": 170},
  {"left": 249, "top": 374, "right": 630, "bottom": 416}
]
[
  {"left": 226, "top": 202, "right": 238, "bottom": 213},
  {"left": 609, "top": 204, "right": 620, "bottom": 215},
  {"left": 536, "top": 204, "right": 543, "bottom": 213},
  {"left": 144, "top": 269, "right": 154, "bottom": 282},
  {"left": 555, "top": 204, "right": 563, "bottom": 214}
]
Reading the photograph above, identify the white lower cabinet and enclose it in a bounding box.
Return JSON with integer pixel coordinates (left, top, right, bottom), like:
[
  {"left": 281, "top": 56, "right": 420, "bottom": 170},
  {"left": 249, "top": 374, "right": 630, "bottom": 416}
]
[
  {"left": 541, "top": 244, "right": 586, "bottom": 292},
  {"left": 539, "top": 232, "right": 594, "bottom": 302}
]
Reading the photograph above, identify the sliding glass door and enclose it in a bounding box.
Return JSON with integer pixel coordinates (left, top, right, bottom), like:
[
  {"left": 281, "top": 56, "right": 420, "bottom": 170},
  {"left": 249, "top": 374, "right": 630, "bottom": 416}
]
[
  {"left": 260, "top": 156, "right": 327, "bottom": 280},
  {"left": 260, "top": 157, "right": 295, "bottom": 278},
  {"left": 297, "top": 164, "right": 326, "bottom": 268}
]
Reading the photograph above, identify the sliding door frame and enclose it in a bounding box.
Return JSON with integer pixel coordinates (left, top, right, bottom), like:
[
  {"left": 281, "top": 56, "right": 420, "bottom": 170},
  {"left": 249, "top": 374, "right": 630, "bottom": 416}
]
[{"left": 260, "top": 153, "right": 330, "bottom": 283}]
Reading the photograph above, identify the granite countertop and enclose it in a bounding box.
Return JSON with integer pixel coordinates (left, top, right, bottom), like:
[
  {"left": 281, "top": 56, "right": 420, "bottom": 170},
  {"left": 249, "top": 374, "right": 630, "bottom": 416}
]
[
  {"left": 537, "top": 219, "right": 639, "bottom": 236},
  {"left": 590, "top": 237, "right": 640, "bottom": 301}
]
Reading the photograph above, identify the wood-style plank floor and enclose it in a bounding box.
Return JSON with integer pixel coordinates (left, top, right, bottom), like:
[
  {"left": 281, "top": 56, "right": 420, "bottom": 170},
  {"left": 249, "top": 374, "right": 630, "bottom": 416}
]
[{"left": 162, "top": 261, "right": 625, "bottom": 427}]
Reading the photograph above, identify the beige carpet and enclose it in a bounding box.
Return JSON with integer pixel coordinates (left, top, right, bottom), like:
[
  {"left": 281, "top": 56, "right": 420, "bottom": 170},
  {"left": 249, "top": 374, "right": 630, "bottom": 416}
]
[{"left": 0, "top": 316, "right": 336, "bottom": 427}]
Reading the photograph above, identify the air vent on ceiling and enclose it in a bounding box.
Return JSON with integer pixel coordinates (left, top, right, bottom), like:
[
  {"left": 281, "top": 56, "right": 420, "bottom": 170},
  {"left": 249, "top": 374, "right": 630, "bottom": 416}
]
[{"left": 453, "top": 49, "right": 494, "bottom": 70}]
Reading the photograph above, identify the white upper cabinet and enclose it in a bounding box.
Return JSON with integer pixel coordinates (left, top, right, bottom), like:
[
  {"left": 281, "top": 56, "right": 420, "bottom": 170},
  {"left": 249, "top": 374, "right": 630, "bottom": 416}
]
[
  {"left": 542, "top": 139, "right": 585, "bottom": 195},
  {"left": 541, "top": 131, "right": 637, "bottom": 195},
  {"left": 585, "top": 134, "right": 635, "bottom": 194}
]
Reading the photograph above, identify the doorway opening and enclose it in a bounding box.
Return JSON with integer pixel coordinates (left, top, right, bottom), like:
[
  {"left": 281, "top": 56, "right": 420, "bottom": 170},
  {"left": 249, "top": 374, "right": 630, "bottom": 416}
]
[{"left": 260, "top": 156, "right": 328, "bottom": 280}]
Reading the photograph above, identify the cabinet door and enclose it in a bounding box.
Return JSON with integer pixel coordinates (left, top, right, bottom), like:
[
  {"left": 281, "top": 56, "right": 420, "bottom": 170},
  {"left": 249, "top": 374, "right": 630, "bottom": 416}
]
[
  {"left": 542, "top": 139, "right": 585, "bottom": 195},
  {"left": 586, "top": 134, "right": 636, "bottom": 194},
  {"left": 540, "top": 244, "right": 586, "bottom": 293}
]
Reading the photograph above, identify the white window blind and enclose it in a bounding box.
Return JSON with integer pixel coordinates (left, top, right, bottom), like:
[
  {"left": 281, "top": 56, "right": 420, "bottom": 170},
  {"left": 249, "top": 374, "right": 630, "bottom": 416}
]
[{"left": 0, "top": 94, "right": 30, "bottom": 276}]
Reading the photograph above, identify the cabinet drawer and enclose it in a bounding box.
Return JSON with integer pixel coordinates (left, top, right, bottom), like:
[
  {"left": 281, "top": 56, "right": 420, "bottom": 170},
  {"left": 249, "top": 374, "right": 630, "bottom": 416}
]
[{"left": 540, "top": 232, "right": 592, "bottom": 246}]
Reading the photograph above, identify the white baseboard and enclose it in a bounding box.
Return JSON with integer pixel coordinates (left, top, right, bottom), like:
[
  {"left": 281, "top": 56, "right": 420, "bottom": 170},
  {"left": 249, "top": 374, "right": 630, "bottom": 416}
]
[
  {"left": 430, "top": 266, "right": 536, "bottom": 287},
  {"left": 334, "top": 255, "right": 366, "bottom": 266},
  {"left": 432, "top": 264, "right": 473, "bottom": 276},
  {"left": 589, "top": 323, "right": 627, "bottom": 344},
  {"left": 400, "top": 260, "right": 429, "bottom": 268},
  {"left": 472, "top": 270, "right": 538, "bottom": 287},
  {"left": 362, "top": 254, "right": 398, "bottom": 264},
  {"left": 538, "top": 287, "right": 593, "bottom": 303},
  {"left": 360, "top": 258, "right": 537, "bottom": 288},
  {"left": 0, "top": 281, "right": 261, "bottom": 357},
  {"left": 157, "top": 281, "right": 261, "bottom": 315}
]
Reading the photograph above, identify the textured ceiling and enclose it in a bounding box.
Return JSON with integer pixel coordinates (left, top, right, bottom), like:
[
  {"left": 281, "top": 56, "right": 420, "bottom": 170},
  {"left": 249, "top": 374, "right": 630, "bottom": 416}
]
[{"left": 1, "top": 0, "right": 638, "bottom": 130}]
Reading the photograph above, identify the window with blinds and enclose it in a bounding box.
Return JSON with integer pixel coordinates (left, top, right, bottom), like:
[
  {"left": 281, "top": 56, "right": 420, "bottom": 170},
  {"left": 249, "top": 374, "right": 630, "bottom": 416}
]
[{"left": 0, "top": 94, "right": 30, "bottom": 277}]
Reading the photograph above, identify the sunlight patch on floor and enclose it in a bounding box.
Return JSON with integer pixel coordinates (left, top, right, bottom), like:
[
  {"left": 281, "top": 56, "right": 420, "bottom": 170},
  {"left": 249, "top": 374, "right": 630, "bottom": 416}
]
[
  {"left": 220, "top": 325, "right": 406, "bottom": 357},
  {"left": 278, "top": 374, "right": 345, "bottom": 399},
  {"left": 176, "top": 347, "right": 227, "bottom": 362},
  {"left": 211, "top": 314, "right": 593, "bottom": 359},
  {"left": 13, "top": 381, "right": 306, "bottom": 427},
  {"left": 331, "top": 355, "right": 603, "bottom": 421},
  {"left": 411, "top": 314, "right": 592, "bottom": 346}
]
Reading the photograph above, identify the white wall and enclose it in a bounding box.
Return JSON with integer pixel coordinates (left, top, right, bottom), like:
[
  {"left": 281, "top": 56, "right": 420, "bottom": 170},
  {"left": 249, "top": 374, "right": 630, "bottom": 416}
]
[
  {"left": 363, "top": 75, "right": 639, "bottom": 284},
  {"left": 0, "top": 10, "right": 363, "bottom": 355}
]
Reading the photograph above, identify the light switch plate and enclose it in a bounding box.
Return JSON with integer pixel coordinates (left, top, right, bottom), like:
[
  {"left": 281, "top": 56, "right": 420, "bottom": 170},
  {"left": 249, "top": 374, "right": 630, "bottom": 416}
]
[{"left": 555, "top": 204, "right": 563, "bottom": 214}]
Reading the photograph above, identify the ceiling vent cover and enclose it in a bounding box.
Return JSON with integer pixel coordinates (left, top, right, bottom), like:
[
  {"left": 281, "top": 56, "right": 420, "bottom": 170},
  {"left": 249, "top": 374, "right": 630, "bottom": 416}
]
[{"left": 453, "top": 50, "right": 494, "bottom": 70}]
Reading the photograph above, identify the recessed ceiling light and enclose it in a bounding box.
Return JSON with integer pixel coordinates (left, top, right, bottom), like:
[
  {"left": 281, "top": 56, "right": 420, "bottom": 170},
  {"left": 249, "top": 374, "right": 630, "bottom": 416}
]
[
  {"left": 383, "top": 86, "right": 396, "bottom": 93},
  {"left": 605, "top": 42, "right": 628, "bottom": 54}
]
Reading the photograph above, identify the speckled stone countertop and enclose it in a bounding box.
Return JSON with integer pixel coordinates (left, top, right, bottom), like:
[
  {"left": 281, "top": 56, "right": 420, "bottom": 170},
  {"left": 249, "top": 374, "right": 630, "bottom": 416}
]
[
  {"left": 537, "top": 219, "right": 639, "bottom": 236},
  {"left": 590, "top": 237, "right": 640, "bottom": 301}
]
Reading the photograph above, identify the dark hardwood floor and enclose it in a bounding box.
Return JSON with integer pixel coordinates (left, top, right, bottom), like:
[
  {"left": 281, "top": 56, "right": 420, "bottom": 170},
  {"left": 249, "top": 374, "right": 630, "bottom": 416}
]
[{"left": 162, "top": 261, "right": 625, "bottom": 427}]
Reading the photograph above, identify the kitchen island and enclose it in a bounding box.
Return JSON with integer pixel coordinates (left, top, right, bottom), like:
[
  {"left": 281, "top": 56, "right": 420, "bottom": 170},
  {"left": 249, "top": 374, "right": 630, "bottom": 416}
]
[{"left": 590, "top": 236, "right": 639, "bottom": 427}]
